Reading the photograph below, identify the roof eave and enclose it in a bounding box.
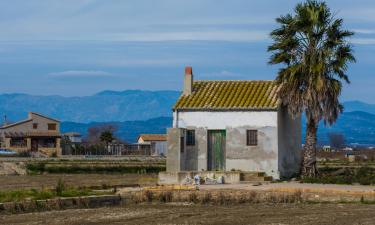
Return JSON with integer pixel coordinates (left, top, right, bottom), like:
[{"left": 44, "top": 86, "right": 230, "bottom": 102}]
[{"left": 173, "top": 107, "right": 279, "bottom": 112}]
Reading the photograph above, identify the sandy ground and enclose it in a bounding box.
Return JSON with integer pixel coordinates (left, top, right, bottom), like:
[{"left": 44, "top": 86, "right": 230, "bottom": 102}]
[
  {"left": 1, "top": 203, "right": 375, "bottom": 225},
  {"left": 200, "top": 182, "right": 375, "bottom": 193},
  {"left": 0, "top": 174, "right": 158, "bottom": 190},
  {"left": 118, "top": 182, "right": 375, "bottom": 199}
]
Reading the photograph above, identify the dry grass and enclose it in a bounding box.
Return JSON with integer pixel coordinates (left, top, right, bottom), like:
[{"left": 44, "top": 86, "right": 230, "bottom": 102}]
[{"left": 130, "top": 190, "right": 306, "bottom": 205}]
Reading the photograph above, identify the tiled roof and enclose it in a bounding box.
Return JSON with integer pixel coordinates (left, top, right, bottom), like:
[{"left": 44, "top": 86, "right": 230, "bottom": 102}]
[
  {"left": 64, "top": 132, "right": 82, "bottom": 137},
  {"left": 0, "top": 119, "right": 32, "bottom": 129},
  {"left": 30, "top": 112, "right": 60, "bottom": 122},
  {"left": 138, "top": 134, "right": 167, "bottom": 142},
  {"left": 173, "top": 80, "right": 279, "bottom": 110},
  {"left": 2, "top": 131, "right": 61, "bottom": 138}
]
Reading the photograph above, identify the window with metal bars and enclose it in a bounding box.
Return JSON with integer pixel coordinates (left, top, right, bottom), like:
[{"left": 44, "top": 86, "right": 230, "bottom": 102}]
[
  {"left": 246, "top": 130, "right": 258, "bottom": 146},
  {"left": 186, "top": 130, "right": 195, "bottom": 146}
]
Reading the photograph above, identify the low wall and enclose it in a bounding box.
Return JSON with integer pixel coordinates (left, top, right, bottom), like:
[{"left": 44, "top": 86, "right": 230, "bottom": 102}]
[
  {"left": 2, "top": 188, "right": 374, "bottom": 214},
  {"left": 0, "top": 195, "right": 121, "bottom": 214},
  {"left": 159, "top": 171, "right": 241, "bottom": 184}
]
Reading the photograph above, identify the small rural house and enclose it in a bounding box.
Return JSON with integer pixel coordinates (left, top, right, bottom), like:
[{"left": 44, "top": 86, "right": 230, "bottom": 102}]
[
  {"left": 63, "top": 132, "right": 82, "bottom": 144},
  {"left": 0, "top": 112, "right": 62, "bottom": 156},
  {"left": 164, "top": 67, "right": 301, "bottom": 181},
  {"left": 137, "top": 134, "right": 167, "bottom": 156}
]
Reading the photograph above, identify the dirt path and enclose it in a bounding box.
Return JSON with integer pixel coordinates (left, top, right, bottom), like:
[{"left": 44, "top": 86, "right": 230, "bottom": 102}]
[
  {"left": 1, "top": 203, "right": 374, "bottom": 225},
  {"left": 201, "top": 182, "right": 375, "bottom": 194},
  {"left": 0, "top": 174, "right": 157, "bottom": 190}
]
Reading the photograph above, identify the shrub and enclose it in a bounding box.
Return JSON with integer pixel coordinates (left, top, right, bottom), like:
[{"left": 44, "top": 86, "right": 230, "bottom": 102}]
[
  {"left": 55, "top": 179, "right": 66, "bottom": 196},
  {"left": 216, "top": 192, "right": 230, "bottom": 205},
  {"left": 158, "top": 191, "right": 173, "bottom": 203},
  {"left": 143, "top": 190, "right": 153, "bottom": 202},
  {"left": 200, "top": 192, "right": 212, "bottom": 204},
  {"left": 187, "top": 192, "right": 199, "bottom": 203}
]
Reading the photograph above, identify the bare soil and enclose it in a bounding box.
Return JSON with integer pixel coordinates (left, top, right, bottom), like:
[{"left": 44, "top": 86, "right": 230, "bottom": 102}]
[
  {"left": 1, "top": 203, "right": 374, "bottom": 225},
  {"left": 0, "top": 174, "right": 157, "bottom": 190}
]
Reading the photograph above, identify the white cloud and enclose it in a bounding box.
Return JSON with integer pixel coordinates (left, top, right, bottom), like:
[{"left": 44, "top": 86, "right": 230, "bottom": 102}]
[
  {"left": 48, "top": 70, "right": 111, "bottom": 77},
  {"left": 352, "top": 38, "right": 375, "bottom": 45},
  {"left": 353, "top": 29, "right": 375, "bottom": 34},
  {"left": 201, "top": 70, "right": 245, "bottom": 79},
  {"left": 102, "top": 30, "right": 269, "bottom": 42}
]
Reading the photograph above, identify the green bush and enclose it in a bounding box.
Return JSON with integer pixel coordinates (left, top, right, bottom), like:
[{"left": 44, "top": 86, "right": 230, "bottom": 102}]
[
  {"left": 302, "top": 166, "right": 375, "bottom": 185},
  {"left": 55, "top": 179, "right": 66, "bottom": 195},
  {"left": 26, "top": 161, "right": 165, "bottom": 174}
]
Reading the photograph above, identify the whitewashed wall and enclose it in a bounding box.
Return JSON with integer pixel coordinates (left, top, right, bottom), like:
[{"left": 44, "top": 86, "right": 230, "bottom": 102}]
[{"left": 174, "top": 111, "right": 278, "bottom": 129}]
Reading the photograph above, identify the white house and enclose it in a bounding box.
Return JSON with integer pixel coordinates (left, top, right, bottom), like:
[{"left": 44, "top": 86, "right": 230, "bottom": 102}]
[
  {"left": 137, "top": 134, "right": 167, "bottom": 156},
  {"left": 165, "top": 67, "right": 302, "bottom": 180}
]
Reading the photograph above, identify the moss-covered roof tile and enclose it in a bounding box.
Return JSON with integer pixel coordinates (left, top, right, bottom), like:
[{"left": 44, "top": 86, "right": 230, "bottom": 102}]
[{"left": 173, "top": 80, "right": 279, "bottom": 110}]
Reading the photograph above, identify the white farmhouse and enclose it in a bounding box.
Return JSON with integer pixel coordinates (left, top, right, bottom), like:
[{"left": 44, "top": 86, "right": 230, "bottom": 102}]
[
  {"left": 163, "top": 67, "right": 301, "bottom": 182},
  {"left": 137, "top": 134, "right": 167, "bottom": 156}
]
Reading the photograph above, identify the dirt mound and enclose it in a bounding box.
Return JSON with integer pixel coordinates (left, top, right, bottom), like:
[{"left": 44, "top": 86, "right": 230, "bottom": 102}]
[{"left": 0, "top": 162, "right": 27, "bottom": 175}]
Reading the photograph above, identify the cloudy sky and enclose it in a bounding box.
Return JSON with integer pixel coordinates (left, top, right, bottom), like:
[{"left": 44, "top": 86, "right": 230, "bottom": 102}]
[{"left": 0, "top": 0, "right": 375, "bottom": 102}]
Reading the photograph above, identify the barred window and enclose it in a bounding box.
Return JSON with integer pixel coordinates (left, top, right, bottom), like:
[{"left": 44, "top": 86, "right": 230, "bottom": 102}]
[
  {"left": 186, "top": 130, "right": 195, "bottom": 146},
  {"left": 247, "top": 130, "right": 258, "bottom": 146},
  {"left": 48, "top": 123, "right": 56, "bottom": 130},
  {"left": 180, "top": 137, "right": 185, "bottom": 153}
]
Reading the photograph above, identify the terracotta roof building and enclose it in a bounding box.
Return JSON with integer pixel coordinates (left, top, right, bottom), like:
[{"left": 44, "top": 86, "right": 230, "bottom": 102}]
[
  {"left": 137, "top": 134, "right": 167, "bottom": 156},
  {"left": 0, "top": 112, "right": 62, "bottom": 156},
  {"left": 163, "top": 67, "right": 302, "bottom": 182},
  {"left": 138, "top": 134, "right": 167, "bottom": 142}
]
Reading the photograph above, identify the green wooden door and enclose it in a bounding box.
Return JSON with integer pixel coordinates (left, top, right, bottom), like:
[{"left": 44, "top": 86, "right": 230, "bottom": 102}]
[{"left": 207, "top": 130, "right": 226, "bottom": 171}]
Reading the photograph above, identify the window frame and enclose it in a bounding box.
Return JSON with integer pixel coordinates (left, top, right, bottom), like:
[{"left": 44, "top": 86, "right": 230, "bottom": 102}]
[
  {"left": 246, "top": 130, "right": 258, "bottom": 146},
  {"left": 48, "top": 123, "right": 57, "bottom": 131},
  {"left": 186, "top": 130, "right": 195, "bottom": 146},
  {"left": 33, "top": 123, "right": 38, "bottom": 129}
]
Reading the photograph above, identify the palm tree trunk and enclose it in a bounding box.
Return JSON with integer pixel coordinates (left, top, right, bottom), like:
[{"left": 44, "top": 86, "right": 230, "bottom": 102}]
[{"left": 302, "top": 119, "right": 318, "bottom": 177}]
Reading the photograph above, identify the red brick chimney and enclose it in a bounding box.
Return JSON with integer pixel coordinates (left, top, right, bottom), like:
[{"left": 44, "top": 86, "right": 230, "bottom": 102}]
[{"left": 183, "top": 66, "right": 193, "bottom": 95}]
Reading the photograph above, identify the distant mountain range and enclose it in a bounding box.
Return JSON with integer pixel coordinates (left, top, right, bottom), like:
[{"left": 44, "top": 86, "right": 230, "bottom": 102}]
[
  {"left": 1, "top": 91, "right": 375, "bottom": 144},
  {"left": 0, "top": 90, "right": 180, "bottom": 123},
  {"left": 61, "top": 117, "right": 172, "bottom": 143},
  {"left": 302, "top": 111, "right": 375, "bottom": 146}
]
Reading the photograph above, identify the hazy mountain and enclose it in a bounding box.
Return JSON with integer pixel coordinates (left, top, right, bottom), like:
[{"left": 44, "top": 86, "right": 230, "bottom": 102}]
[
  {"left": 1, "top": 91, "right": 374, "bottom": 144},
  {"left": 303, "top": 111, "right": 375, "bottom": 145},
  {"left": 61, "top": 117, "right": 172, "bottom": 143},
  {"left": 0, "top": 90, "right": 180, "bottom": 123},
  {"left": 1, "top": 91, "right": 374, "bottom": 123},
  {"left": 343, "top": 101, "right": 375, "bottom": 115},
  {"left": 60, "top": 111, "right": 375, "bottom": 145}
]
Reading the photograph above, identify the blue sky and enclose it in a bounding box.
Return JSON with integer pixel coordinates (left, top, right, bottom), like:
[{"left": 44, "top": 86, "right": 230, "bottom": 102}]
[{"left": 0, "top": 0, "right": 375, "bottom": 103}]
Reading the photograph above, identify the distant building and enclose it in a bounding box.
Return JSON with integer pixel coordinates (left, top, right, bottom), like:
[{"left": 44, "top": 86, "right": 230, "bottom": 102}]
[
  {"left": 346, "top": 153, "right": 368, "bottom": 162},
  {"left": 0, "top": 112, "right": 61, "bottom": 156},
  {"left": 137, "top": 134, "right": 167, "bottom": 156},
  {"left": 342, "top": 147, "right": 353, "bottom": 151},
  {"left": 322, "top": 145, "right": 332, "bottom": 152},
  {"left": 64, "top": 132, "right": 82, "bottom": 144}
]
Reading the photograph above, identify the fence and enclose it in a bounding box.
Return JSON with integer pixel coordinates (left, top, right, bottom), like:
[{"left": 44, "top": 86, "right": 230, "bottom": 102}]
[
  {"left": 62, "top": 142, "right": 155, "bottom": 156},
  {"left": 108, "top": 143, "right": 153, "bottom": 156}
]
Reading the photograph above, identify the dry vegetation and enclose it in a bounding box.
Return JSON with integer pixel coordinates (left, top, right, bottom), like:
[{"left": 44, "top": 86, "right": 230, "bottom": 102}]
[
  {"left": 0, "top": 174, "right": 158, "bottom": 191},
  {"left": 2, "top": 203, "right": 375, "bottom": 225}
]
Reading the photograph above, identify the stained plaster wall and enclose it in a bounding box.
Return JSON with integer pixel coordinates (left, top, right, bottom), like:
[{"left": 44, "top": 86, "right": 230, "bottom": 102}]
[
  {"left": 277, "top": 107, "right": 302, "bottom": 178},
  {"left": 171, "top": 110, "right": 301, "bottom": 179},
  {"left": 174, "top": 111, "right": 280, "bottom": 178},
  {"left": 166, "top": 128, "right": 182, "bottom": 172}
]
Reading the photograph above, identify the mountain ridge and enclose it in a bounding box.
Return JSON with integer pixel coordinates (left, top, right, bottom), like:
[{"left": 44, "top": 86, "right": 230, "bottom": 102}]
[{"left": 0, "top": 90, "right": 374, "bottom": 144}]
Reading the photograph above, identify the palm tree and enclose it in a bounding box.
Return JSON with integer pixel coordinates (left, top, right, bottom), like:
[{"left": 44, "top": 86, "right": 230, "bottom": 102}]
[
  {"left": 100, "top": 130, "right": 115, "bottom": 152},
  {"left": 268, "top": 0, "right": 355, "bottom": 177}
]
